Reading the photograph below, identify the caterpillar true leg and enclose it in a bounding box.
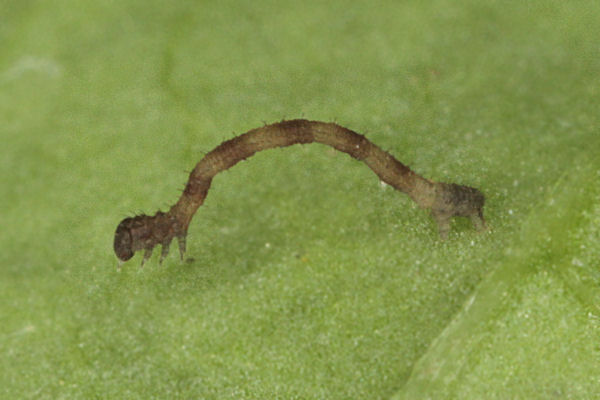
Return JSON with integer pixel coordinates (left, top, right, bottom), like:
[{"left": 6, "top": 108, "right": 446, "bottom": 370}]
[
  {"left": 159, "top": 240, "right": 172, "bottom": 264},
  {"left": 141, "top": 248, "right": 153, "bottom": 267},
  {"left": 177, "top": 236, "right": 187, "bottom": 261},
  {"left": 113, "top": 120, "right": 486, "bottom": 266}
]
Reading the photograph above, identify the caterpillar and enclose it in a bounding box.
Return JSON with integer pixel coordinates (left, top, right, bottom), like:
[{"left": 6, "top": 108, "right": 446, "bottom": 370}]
[{"left": 114, "top": 119, "right": 486, "bottom": 267}]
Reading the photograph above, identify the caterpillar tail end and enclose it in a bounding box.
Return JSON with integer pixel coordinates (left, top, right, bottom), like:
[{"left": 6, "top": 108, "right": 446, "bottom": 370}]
[{"left": 430, "top": 182, "right": 487, "bottom": 239}]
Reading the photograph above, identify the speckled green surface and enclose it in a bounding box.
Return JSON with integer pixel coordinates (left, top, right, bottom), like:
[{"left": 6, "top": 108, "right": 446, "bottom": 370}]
[{"left": 1, "top": 1, "right": 599, "bottom": 398}]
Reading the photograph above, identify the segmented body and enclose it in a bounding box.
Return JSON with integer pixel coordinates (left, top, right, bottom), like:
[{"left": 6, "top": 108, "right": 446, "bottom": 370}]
[{"left": 114, "top": 119, "right": 486, "bottom": 266}]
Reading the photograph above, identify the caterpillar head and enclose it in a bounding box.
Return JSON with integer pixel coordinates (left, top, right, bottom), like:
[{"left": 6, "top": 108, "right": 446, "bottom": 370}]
[
  {"left": 113, "top": 212, "right": 186, "bottom": 265},
  {"left": 114, "top": 217, "right": 136, "bottom": 261}
]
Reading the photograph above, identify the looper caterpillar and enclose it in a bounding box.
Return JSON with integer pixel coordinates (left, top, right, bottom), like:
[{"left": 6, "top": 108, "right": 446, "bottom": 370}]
[{"left": 113, "top": 120, "right": 486, "bottom": 266}]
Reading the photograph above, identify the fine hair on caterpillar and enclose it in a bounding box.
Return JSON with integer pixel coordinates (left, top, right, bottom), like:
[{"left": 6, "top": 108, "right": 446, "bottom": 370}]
[{"left": 113, "top": 119, "right": 487, "bottom": 267}]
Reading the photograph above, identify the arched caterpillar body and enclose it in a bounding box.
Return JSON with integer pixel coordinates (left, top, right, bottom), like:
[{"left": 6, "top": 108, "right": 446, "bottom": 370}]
[{"left": 114, "top": 119, "right": 486, "bottom": 266}]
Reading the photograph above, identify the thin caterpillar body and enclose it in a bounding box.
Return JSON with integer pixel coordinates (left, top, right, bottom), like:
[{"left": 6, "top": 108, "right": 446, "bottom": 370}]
[{"left": 114, "top": 119, "right": 486, "bottom": 266}]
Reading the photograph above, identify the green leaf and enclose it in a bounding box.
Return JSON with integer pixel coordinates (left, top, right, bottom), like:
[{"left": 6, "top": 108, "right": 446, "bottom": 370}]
[{"left": 1, "top": 1, "right": 599, "bottom": 398}]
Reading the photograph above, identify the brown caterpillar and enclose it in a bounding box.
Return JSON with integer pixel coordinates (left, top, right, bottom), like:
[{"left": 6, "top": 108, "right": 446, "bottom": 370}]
[{"left": 114, "top": 119, "right": 486, "bottom": 267}]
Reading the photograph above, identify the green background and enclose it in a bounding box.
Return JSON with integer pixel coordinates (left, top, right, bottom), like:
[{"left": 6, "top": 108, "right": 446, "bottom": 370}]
[{"left": 1, "top": 0, "right": 599, "bottom": 398}]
